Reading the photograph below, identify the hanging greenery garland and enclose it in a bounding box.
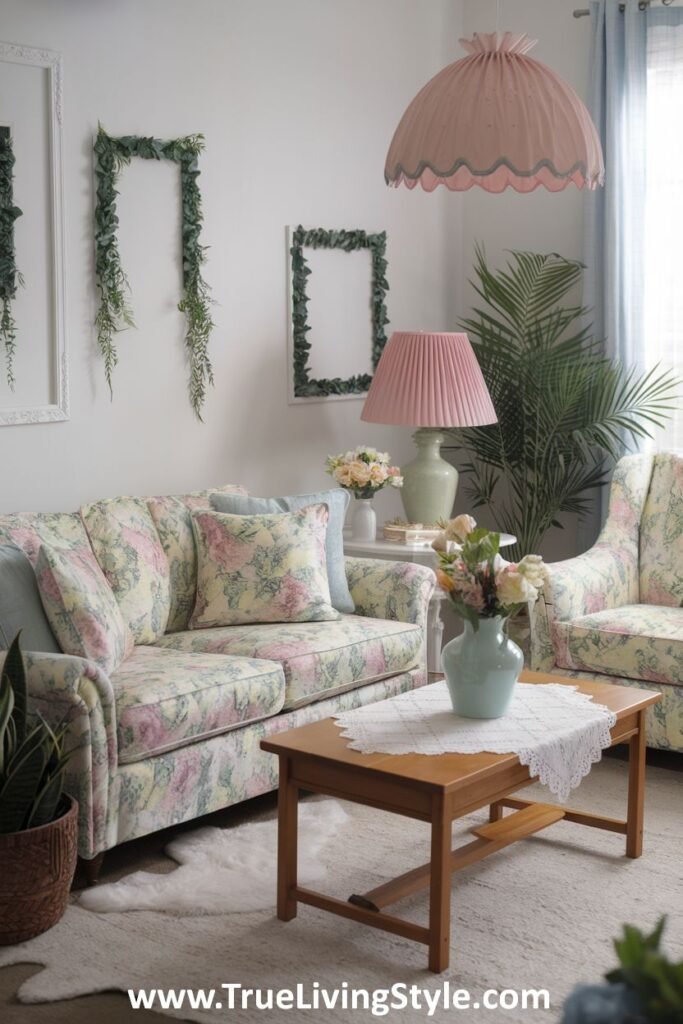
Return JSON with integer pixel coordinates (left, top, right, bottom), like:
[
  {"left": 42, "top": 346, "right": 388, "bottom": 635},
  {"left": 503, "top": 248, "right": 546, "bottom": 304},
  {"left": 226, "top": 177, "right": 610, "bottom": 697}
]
[
  {"left": 93, "top": 126, "right": 214, "bottom": 419},
  {"left": 290, "top": 226, "right": 389, "bottom": 398},
  {"left": 0, "top": 131, "right": 23, "bottom": 390}
]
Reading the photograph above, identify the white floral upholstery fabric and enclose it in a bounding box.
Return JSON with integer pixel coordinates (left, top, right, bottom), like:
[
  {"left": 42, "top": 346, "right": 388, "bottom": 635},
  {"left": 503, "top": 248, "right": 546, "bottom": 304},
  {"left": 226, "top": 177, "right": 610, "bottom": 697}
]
[
  {"left": 1, "top": 502, "right": 434, "bottom": 860},
  {"left": 190, "top": 506, "right": 338, "bottom": 627},
  {"left": 81, "top": 497, "right": 171, "bottom": 644},
  {"left": 553, "top": 604, "right": 683, "bottom": 688},
  {"left": 0, "top": 511, "right": 93, "bottom": 563},
  {"left": 147, "top": 485, "right": 247, "bottom": 634},
  {"left": 35, "top": 544, "right": 133, "bottom": 674},
  {"left": 112, "top": 667, "right": 427, "bottom": 852},
  {"left": 111, "top": 646, "right": 285, "bottom": 764},
  {"left": 155, "top": 614, "right": 423, "bottom": 710},
  {"left": 639, "top": 453, "right": 683, "bottom": 607},
  {"left": 530, "top": 453, "right": 683, "bottom": 753}
]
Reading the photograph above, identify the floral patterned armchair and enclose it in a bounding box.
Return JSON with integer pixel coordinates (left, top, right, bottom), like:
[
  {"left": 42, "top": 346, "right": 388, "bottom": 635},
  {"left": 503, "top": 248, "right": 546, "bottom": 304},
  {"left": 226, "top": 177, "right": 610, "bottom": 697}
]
[{"left": 530, "top": 453, "right": 683, "bottom": 752}]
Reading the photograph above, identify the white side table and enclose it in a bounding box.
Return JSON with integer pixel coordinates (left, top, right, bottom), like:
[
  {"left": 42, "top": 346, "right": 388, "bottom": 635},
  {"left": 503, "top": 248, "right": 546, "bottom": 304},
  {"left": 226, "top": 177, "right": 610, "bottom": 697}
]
[{"left": 344, "top": 533, "right": 517, "bottom": 675}]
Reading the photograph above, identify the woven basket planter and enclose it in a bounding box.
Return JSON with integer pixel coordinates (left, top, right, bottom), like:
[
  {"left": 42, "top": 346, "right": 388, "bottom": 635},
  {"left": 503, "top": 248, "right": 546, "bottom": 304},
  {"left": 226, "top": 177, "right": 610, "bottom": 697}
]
[{"left": 0, "top": 796, "right": 78, "bottom": 945}]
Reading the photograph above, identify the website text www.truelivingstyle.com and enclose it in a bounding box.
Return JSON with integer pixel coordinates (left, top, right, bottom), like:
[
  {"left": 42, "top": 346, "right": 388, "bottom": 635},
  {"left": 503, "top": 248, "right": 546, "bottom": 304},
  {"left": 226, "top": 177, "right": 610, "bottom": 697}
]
[{"left": 128, "top": 981, "right": 552, "bottom": 1016}]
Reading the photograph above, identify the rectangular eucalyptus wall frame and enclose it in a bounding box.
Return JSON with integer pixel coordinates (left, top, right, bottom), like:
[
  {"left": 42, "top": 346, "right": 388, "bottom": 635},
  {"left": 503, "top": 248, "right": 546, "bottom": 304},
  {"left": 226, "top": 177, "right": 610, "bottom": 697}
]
[
  {"left": 0, "top": 42, "right": 67, "bottom": 426},
  {"left": 286, "top": 224, "right": 389, "bottom": 405}
]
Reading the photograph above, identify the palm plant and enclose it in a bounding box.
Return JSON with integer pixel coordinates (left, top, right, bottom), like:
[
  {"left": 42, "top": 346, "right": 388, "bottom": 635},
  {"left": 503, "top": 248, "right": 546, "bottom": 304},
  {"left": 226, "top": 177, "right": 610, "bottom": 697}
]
[{"left": 447, "top": 248, "right": 679, "bottom": 559}]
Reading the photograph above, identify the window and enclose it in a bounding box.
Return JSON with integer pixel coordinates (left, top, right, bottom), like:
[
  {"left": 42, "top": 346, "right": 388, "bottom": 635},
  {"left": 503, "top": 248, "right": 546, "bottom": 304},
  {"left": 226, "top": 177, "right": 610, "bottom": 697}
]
[{"left": 644, "top": 21, "right": 683, "bottom": 450}]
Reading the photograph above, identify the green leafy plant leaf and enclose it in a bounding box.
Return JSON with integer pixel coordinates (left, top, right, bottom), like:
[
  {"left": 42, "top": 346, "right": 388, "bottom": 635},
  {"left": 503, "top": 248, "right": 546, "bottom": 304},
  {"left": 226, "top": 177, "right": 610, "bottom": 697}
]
[
  {"left": 290, "top": 226, "right": 389, "bottom": 398},
  {"left": 447, "top": 246, "right": 680, "bottom": 558},
  {"left": 0, "top": 132, "right": 24, "bottom": 389},
  {"left": 93, "top": 126, "right": 213, "bottom": 418}
]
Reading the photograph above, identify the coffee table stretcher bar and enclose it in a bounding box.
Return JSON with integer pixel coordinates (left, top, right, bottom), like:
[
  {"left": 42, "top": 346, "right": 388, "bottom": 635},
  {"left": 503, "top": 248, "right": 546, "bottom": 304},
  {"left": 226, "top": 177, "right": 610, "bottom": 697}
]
[{"left": 261, "top": 673, "right": 660, "bottom": 973}]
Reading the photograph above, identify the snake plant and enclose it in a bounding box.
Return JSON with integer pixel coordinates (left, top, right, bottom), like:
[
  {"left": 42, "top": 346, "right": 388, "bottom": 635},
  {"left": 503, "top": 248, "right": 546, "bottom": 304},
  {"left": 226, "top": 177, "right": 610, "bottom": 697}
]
[{"left": 0, "top": 633, "right": 71, "bottom": 834}]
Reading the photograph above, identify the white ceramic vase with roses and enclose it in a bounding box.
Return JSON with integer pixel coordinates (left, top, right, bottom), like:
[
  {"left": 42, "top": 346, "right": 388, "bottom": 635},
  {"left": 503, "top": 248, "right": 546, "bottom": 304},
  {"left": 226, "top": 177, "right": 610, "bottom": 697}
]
[
  {"left": 433, "top": 515, "right": 546, "bottom": 719},
  {"left": 325, "top": 447, "right": 403, "bottom": 542}
]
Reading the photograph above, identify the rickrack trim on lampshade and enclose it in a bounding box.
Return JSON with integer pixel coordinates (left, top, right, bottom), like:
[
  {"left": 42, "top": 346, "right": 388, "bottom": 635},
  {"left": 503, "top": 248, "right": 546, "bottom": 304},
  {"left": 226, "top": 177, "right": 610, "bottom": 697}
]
[
  {"left": 361, "top": 331, "right": 498, "bottom": 428},
  {"left": 385, "top": 32, "right": 605, "bottom": 194}
]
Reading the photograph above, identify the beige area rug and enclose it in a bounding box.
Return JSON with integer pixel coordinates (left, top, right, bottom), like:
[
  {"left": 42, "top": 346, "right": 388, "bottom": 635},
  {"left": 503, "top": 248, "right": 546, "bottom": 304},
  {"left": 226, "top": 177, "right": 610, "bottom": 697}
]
[{"left": 1, "top": 759, "right": 681, "bottom": 1024}]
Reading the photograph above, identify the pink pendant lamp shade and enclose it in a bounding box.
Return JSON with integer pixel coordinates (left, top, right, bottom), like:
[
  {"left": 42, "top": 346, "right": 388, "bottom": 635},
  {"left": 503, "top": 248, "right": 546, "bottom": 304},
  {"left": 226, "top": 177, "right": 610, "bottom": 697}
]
[
  {"left": 385, "top": 32, "right": 605, "bottom": 194},
  {"left": 362, "top": 332, "right": 497, "bottom": 428}
]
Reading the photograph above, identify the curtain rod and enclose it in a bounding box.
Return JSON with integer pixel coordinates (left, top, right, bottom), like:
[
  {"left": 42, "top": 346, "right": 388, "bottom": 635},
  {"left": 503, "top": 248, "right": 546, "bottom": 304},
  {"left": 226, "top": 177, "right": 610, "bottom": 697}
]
[{"left": 574, "top": 1, "right": 676, "bottom": 16}]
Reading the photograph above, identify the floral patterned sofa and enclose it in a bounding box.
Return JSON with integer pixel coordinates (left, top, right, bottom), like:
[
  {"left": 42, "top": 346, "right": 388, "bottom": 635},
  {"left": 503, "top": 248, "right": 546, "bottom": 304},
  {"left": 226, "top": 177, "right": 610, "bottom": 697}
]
[
  {"left": 530, "top": 453, "right": 682, "bottom": 752},
  {"left": 0, "top": 486, "right": 435, "bottom": 869}
]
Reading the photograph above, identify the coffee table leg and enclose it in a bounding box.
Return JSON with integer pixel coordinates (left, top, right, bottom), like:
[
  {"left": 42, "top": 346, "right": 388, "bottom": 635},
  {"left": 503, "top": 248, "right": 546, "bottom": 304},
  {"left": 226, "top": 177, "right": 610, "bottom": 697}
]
[
  {"left": 277, "top": 755, "right": 298, "bottom": 920},
  {"left": 428, "top": 794, "right": 451, "bottom": 973},
  {"left": 626, "top": 709, "right": 646, "bottom": 859},
  {"left": 489, "top": 802, "right": 503, "bottom": 823}
]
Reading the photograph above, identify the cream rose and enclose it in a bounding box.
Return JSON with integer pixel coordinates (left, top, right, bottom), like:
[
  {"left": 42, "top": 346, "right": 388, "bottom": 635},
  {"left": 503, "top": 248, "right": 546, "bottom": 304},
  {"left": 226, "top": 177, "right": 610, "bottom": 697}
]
[
  {"left": 517, "top": 554, "right": 547, "bottom": 591},
  {"left": 348, "top": 460, "right": 372, "bottom": 487},
  {"left": 496, "top": 568, "right": 538, "bottom": 607},
  {"left": 445, "top": 513, "right": 477, "bottom": 544},
  {"left": 369, "top": 463, "right": 388, "bottom": 485},
  {"left": 334, "top": 465, "right": 353, "bottom": 487}
]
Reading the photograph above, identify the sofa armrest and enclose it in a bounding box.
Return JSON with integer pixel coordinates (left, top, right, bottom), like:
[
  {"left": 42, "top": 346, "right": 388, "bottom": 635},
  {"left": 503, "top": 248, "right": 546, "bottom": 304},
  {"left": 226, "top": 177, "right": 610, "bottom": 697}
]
[
  {"left": 0, "top": 650, "right": 118, "bottom": 859},
  {"left": 544, "top": 540, "right": 639, "bottom": 623},
  {"left": 345, "top": 556, "right": 436, "bottom": 632}
]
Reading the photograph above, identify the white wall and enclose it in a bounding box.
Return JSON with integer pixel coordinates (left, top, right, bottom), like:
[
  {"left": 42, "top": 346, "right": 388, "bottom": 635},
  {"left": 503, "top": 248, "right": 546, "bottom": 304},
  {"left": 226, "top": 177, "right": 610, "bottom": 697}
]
[{"left": 0, "top": 0, "right": 463, "bottom": 518}]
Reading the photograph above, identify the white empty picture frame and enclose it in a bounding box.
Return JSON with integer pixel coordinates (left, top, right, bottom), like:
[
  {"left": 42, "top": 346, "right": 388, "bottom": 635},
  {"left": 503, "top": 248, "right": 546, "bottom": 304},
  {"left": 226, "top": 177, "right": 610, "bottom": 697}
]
[{"left": 0, "top": 42, "right": 67, "bottom": 426}]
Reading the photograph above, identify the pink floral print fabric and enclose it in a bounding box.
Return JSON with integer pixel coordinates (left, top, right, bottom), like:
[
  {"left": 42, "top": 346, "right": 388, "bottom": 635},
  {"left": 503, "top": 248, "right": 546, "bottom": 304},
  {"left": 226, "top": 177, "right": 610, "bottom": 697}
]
[
  {"left": 155, "top": 614, "right": 423, "bottom": 710},
  {"left": 529, "top": 453, "right": 683, "bottom": 752},
  {"left": 553, "top": 603, "right": 683, "bottom": 687},
  {"left": 81, "top": 497, "right": 171, "bottom": 644},
  {"left": 639, "top": 453, "right": 683, "bottom": 607},
  {"left": 111, "top": 646, "right": 285, "bottom": 764},
  {"left": 0, "top": 511, "right": 93, "bottom": 564},
  {"left": 190, "top": 505, "right": 339, "bottom": 627},
  {"left": 146, "top": 486, "right": 247, "bottom": 634},
  {"left": 35, "top": 544, "right": 132, "bottom": 674}
]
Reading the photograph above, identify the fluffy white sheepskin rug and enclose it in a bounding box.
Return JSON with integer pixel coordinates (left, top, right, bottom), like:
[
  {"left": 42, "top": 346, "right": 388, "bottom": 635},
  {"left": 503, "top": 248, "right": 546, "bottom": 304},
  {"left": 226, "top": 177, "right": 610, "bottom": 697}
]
[{"left": 79, "top": 799, "right": 348, "bottom": 915}]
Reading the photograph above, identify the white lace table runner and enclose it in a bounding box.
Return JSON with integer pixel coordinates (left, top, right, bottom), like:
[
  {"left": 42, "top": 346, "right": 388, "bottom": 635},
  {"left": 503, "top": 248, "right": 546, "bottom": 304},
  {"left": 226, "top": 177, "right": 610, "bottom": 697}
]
[{"left": 335, "top": 682, "right": 617, "bottom": 802}]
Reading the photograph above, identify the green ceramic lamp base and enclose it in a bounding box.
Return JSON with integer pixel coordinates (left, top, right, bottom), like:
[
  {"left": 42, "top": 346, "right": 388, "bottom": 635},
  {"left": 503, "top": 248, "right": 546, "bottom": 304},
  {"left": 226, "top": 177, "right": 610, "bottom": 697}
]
[{"left": 400, "top": 429, "right": 458, "bottom": 525}]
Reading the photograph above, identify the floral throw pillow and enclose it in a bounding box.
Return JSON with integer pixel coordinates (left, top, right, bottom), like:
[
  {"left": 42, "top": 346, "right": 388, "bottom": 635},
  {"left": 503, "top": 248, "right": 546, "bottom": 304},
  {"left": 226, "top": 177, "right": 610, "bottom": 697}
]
[
  {"left": 35, "top": 544, "right": 133, "bottom": 674},
  {"left": 190, "top": 505, "right": 339, "bottom": 628}
]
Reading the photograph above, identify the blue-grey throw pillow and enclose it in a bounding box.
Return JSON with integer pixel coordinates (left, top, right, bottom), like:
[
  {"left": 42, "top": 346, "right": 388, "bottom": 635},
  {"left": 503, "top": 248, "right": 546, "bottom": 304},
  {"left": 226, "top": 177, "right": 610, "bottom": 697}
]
[
  {"left": 210, "top": 489, "right": 354, "bottom": 614},
  {"left": 0, "top": 544, "right": 61, "bottom": 653}
]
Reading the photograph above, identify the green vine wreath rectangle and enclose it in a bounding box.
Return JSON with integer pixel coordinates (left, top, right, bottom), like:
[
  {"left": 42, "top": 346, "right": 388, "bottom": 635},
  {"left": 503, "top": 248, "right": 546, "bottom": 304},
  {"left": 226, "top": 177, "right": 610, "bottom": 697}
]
[
  {"left": 0, "top": 128, "right": 23, "bottom": 390},
  {"left": 290, "top": 225, "right": 389, "bottom": 398},
  {"left": 93, "top": 126, "right": 213, "bottom": 419}
]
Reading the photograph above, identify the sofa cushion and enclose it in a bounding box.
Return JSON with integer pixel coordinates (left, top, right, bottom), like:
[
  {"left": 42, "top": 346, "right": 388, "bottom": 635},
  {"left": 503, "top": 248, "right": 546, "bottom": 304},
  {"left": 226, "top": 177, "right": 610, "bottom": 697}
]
[
  {"left": 190, "top": 506, "right": 339, "bottom": 628},
  {"left": 35, "top": 544, "right": 133, "bottom": 674},
  {"left": 111, "top": 646, "right": 285, "bottom": 764},
  {"left": 147, "top": 485, "right": 247, "bottom": 634},
  {"left": 0, "top": 511, "right": 92, "bottom": 562},
  {"left": 154, "top": 614, "right": 423, "bottom": 709},
  {"left": 81, "top": 497, "right": 171, "bottom": 644},
  {"left": 553, "top": 604, "right": 683, "bottom": 687},
  {"left": 0, "top": 545, "right": 60, "bottom": 652},
  {"left": 639, "top": 453, "right": 683, "bottom": 607},
  {"left": 211, "top": 489, "right": 354, "bottom": 615}
]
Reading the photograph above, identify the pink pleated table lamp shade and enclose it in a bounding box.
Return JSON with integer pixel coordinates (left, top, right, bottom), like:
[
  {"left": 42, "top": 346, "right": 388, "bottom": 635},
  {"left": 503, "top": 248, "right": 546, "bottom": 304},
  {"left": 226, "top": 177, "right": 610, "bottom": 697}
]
[
  {"left": 362, "top": 331, "right": 497, "bottom": 428},
  {"left": 385, "top": 32, "right": 604, "bottom": 194}
]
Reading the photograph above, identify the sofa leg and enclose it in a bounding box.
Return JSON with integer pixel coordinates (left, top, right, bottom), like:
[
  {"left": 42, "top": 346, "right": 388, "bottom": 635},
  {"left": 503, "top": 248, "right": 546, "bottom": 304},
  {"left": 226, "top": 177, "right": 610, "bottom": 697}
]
[{"left": 80, "top": 852, "right": 105, "bottom": 886}]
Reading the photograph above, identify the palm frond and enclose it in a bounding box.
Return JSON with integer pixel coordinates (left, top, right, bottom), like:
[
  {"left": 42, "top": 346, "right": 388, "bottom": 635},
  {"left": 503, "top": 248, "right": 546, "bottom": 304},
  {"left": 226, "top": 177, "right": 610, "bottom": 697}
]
[{"left": 454, "top": 247, "right": 681, "bottom": 553}]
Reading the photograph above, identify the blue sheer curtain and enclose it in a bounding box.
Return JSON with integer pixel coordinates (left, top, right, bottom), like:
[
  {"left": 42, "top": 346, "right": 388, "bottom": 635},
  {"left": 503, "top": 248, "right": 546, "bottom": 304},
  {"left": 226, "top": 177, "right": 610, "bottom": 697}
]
[
  {"left": 583, "top": 0, "right": 648, "bottom": 368},
  {"left": 582, "top": 0, "right": 683, "bottom": 543}
]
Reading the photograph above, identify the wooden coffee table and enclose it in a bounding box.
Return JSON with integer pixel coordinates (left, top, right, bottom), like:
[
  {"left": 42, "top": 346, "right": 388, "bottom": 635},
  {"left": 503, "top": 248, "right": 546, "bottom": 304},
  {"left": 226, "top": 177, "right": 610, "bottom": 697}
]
[{"left": 261, "top": 671, "right": 660, "bottom": 973}]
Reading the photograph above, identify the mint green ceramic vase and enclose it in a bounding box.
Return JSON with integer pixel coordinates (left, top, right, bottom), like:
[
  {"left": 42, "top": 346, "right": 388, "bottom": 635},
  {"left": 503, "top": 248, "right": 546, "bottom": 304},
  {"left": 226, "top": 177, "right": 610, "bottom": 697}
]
[{"left": 442, "top": 616, "right": 523, "bottom": 719}]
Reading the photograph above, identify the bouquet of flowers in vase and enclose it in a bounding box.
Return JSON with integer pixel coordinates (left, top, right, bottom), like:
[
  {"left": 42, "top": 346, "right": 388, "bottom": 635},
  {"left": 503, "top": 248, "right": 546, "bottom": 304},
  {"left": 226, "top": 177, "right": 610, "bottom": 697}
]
[
  {"left": 325, "top": 446, "right": 403, "bottom": 498},
  {"left": 432, "top": 514, "right": 546, "bottom": 629}
]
